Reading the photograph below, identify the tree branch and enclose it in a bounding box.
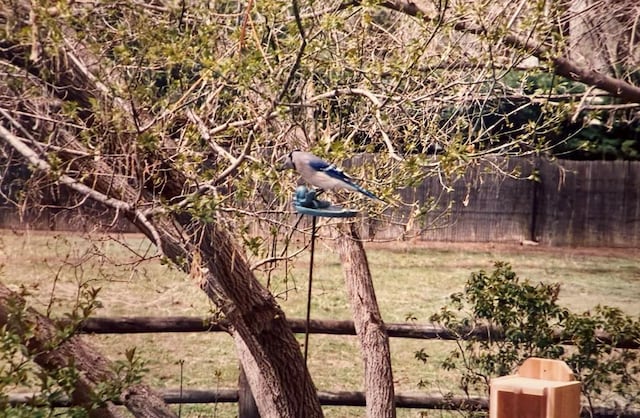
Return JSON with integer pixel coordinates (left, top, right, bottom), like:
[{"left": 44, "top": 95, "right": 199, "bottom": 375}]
[
  {"left": 0, "top": 126, "right": 165, "bottom": 256},
  {"left": 367, "top": 0, "right": 640, "bottom": 103},
  {"left": 307, "top": 88, "right": 403, "bottom": 161},
  {"left": 0, "top": 282, "right": 177, "bottom": 418}
]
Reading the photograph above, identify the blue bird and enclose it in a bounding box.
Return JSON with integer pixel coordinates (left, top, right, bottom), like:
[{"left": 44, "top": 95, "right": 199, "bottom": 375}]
[{"left": 280, "top": 150, "right": 383, "bottom": 201}]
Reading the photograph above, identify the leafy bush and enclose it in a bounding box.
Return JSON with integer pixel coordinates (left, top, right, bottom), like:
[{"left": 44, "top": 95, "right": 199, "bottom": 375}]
[
  {"left": 429, "top": 261, "right": 640, "bottom": 416},
  {"left": 0, "top": 283, "right": 147, "bottom": 417}
]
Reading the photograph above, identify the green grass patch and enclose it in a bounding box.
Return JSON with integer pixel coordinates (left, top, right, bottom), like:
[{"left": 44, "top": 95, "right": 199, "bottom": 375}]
[{"left": 1, "top": 231, "right": 638, "bottom": 417}]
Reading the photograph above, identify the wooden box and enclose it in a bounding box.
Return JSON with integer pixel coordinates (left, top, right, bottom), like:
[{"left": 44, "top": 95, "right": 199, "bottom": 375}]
[{"left": 490, "top": 358, "right": 581, "bottom": 418}]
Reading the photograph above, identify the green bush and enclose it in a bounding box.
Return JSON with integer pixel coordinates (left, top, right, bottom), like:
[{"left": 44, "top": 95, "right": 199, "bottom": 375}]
[
  {"left": 0, "top": 284, "right": 146, "bottom": 417},
  {"left": 429, "top": 261, "right": 640, "bottom": 416}
]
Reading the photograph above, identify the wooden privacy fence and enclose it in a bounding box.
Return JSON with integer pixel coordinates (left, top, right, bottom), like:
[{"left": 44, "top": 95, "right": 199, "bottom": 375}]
[
  {"left": 9, "top": 315, "right": 635, "bottom": 417},
  {"left": 381, "top": 157, "right": 640, "bottom": 247},
  {"left": 2, "top": 158, "right": 640, "bottom": 247}
]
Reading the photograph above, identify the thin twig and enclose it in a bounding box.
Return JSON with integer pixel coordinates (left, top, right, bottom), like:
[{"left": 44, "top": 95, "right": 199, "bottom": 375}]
[
  {"left": 250, "top": 246, "right": 308, "bottom": 271},
  {"left": 306, "top": 88, "right": 403, "bottom": 161},
  {"left": 571, "top": 86, "right": 596, "bottom": 124}
]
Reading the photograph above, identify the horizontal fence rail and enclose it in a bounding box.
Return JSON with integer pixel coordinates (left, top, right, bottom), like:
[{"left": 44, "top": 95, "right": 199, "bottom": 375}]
[
  {"left": 8, "top": 389, "right": 640, "bottom": 417},
  {"left": 8, "top": 315, "right": 640, "bottom": 416},
  {"left": 77, "top": 316, "right": 640, "bottom": 349},
  {"left": 7, "top": 390, "right": 487, "bottom": 410}
]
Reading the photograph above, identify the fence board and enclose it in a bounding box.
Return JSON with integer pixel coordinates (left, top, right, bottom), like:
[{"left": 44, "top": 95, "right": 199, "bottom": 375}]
[
  {"left": 535, "top": 160, "right": 640, "bottom": 246},
  {"left": 622, "top": 161, "right": 640, "bottom": 245},
  {"left": 383, "top": 158, "right": 536, "bottom": 243},
  {"left": 408, "top": 158, "right": 640, "bottom": 247},
  {"left": 2, "top": 158, "right": 640, "bottom": 247}
]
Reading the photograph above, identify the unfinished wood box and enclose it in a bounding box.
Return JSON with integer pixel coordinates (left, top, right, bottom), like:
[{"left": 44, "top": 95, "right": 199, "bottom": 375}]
[{"left": 490, "top": 358, "right": 581, "bottom": 418}]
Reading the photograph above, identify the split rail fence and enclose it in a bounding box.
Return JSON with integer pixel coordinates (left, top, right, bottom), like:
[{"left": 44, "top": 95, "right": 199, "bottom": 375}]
[{"left": 10, "top": 315, "right": 638, "bottom": 417}]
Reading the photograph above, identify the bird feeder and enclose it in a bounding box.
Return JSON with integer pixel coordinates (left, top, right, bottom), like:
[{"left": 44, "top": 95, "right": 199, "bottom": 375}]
[
  {"left": 490, "top": 357, "right": 581, "bottom": 418},
  {"left": 292, "top": 186, "right": 358, "bottom": 218}
]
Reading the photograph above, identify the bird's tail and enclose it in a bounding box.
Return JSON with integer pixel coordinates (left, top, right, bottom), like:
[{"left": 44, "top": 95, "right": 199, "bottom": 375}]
[{"left": 353, "top": 183, "right": 384, "bottom": 202}]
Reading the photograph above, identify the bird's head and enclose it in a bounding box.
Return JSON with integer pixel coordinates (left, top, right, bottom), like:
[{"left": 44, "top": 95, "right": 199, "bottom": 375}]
[{"left": 276, "top": 150, "right": 298, "bottom": 171}]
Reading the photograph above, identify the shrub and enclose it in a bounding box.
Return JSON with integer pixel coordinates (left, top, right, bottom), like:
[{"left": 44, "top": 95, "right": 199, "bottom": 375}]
[
  {"left": 429, "top": 261, "right": 640, "bottom": 416},
  {"left": 0, "top": 283, "right": 146, "bottom": 417}
]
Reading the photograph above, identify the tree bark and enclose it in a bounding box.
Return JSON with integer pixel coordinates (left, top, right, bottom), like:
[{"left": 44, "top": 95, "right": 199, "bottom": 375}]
[
  {"left": 336, "top": 223, "right": 396, "bottom": 418},
  {"left": 0, "top": 105, "right": 324, "bottom": 418},
  {"left": 238, "top": 366, "right": 260, "bottom": 418},
  {"left": 0, "top": 282, "right": 177, "bottom": 418},
  {"left": 176, "top": 222, "right": 323, "bottom": 418}
]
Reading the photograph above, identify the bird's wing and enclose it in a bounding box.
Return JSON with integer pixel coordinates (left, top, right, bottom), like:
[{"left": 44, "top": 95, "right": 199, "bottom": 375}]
[
  {"left": 307, "top": 157, "right": 331, "bottom": 171},
  {"left": 310, "top": 160, "right": 353, "bottom": 184}
]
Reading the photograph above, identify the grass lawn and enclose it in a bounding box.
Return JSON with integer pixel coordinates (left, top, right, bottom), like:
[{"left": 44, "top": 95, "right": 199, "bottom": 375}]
[{"left": 1, "top": 230, "right": 639, "bottom": 417}]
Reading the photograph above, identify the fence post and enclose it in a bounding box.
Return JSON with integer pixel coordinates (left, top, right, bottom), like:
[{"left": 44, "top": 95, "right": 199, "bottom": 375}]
[{"left": 238, "top": 365, "right": 260, "bottom": 418}]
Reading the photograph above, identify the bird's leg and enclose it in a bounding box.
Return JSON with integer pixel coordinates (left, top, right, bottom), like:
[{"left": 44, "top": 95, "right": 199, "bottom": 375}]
[{"left": 309, "top": 188, "right": 332, "bottom": 208}]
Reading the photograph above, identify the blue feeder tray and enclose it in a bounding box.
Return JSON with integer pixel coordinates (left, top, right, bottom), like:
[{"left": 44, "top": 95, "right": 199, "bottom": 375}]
[{"left": 293, "top": 186, "right": 359, "bottom": 218}]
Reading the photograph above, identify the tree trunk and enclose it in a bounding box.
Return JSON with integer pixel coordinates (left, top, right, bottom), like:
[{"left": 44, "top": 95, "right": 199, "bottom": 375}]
[
  {"left": 145, "top": 219, "right": 323, "bottom": 418},
  {"left": 238, "top": 365, "right": 260, "bottom": 418},
  {"left": 0, "top": 3, "right": 325, "bottom": 415},
  {"left": 0, "top": 282, "right": 177, "bottom": 418},
  {"left": 336, "top": 223, "right": 396, "bottom": 418},
  {"left": 0, "top": 109, "right": 324, "bottom": 418}
]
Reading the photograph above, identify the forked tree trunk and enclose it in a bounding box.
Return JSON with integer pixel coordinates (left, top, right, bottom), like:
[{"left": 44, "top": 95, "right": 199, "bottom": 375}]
[
  {"left": 0, "top": 114, "right": 325, "bottom": 418},
  {"left": 336, "top": 222, "right": 396, "bottom": 418},
  {"left": 0, "top": 3, "right": 325, "bottom": 414},
  {"left": 0, "top": 282, "right": 177, "bottom": 418},
  {"left": 118, "top": 210, "right": 323, "bottom": 417},
  {"left": 190, "top": 223, "right": 323, "bottom": 418}
]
